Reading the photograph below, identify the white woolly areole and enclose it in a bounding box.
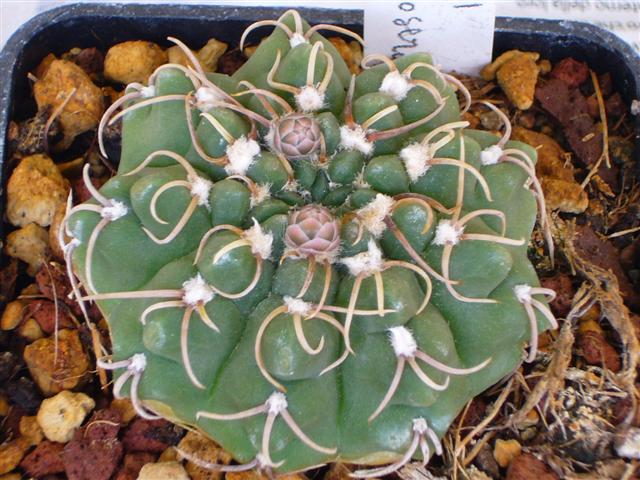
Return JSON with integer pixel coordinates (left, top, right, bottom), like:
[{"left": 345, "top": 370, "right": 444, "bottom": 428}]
[
  {"left": 244, "top": 218, "right": 273, "bottom": 260},
  {"left": 101, "top": 200, "right": 128, "bottom": 221},
  {"left": 412, "top": 417, "right": 429, "bottom": 434},
  {"left": 225, "top": 136, "right": 260, "bottom": 176},
  {"left": 514, "top": 284, "right": 533, "bottom": 303},
  {"left": 339, "top": 125, "right": 373, "bottom": 156},
  {"left": 400, "top": 142, "right": 431, "bottom": 182},
  {"left": 255, "top": 453, "right": 271, "bottom": 468},
  {"left": 264, "top": 126, "right": 276, "bottom": 152},
  {"left": 388, "top": 326, "right": 418, "bottom": 358},
  {"left": 357, "top": 193, "right": 394, "bottom": 237},
  {"left": 266, "top": 391, "right": 288, "bottom": 415},
  {"left": 295, "top": 86, "right": 325, "bottom": 113},
  {"left": 129, "top": 353, "right": 147, "bottom": 373},
  {"left": 189, "top": 175, "right": 213, "bottom": 207},
  {"left": 380, "top": 70, "right": 414, "bottom": 101},
  {"left": 480, "top": 144, "right": 503, "bottom": 166},
  {"left": 139, "top": 85, "right": 156, "bottom": 98},
  {"left": 283, "top": 179, "right": 299, "bottom": 192},
  {"left": 631, "top": 99, "right": 640, "bottom": 116},
  {"left": 300, "top": 189, "right": 312, "bottom": 202},
  {"left": 195, "top": 86, "right": 222, "bottom": 111},
  {"left": 289, "top": 33, "right": 307, "bottom": 48},
  {"left": 341, "top": 240, "right": 384, "bottom": 277},
  {"left": 250, "top": 183, "right": 271, "bottom": 208},
  {"left": 433, "top": 220, "right": 463, "bottom": 246},
  {"left": 182, "top": 274, "right": 215, "bottom": 306},
  {"left": 352, "top": 169, "right": 370, "bottom": 189},
  {"left": 283, "top": 296, "right": 313, "bottom": 316}
]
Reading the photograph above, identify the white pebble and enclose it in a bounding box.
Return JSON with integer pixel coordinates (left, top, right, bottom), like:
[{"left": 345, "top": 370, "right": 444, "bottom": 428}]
[
  {"left": 37, "top": 390, "right": 95, "bottom": 443},
  {"left": 137, "top": 461, "right": 190, "bottom": 480},
  {"left": 616, "top": 427, "right": 640, "bottom": 459}
]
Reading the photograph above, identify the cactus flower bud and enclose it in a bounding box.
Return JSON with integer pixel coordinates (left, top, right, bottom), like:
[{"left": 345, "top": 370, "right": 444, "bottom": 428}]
[
  {"left": 284, "top": 204, "right": 340, "bottom": 257},
  {"left": 272, "top": 114, "right": 322, "bottom": 160}
]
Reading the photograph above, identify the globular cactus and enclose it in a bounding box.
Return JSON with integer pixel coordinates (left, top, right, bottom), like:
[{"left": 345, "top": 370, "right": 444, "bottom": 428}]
[{"left": 64, "top": 10, "right": 557, "bottom": 475}]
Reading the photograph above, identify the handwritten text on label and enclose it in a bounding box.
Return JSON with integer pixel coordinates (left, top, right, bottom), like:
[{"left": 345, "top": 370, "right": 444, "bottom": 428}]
[{"left": 363, "top": 1, "right": 496, "bottom": 76}]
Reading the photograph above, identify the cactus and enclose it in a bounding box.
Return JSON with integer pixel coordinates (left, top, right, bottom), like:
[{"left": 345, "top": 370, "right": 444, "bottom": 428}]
[{"left": 64, "top": 10, "right": 557, "bottom": 475}]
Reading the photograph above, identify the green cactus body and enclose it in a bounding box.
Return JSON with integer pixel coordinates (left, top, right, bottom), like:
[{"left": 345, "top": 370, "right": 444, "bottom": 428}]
[{"left": 69, "top": 10, "right": 556, "bottom": 476}]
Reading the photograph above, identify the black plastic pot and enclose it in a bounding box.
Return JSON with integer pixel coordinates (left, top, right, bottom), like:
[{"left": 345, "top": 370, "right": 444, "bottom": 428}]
[{"left": 0, "top": 3, "right": 638, "bottom": 214}]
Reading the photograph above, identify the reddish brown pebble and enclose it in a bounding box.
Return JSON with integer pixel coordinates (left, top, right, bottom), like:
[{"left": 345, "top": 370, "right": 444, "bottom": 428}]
[
  {"left": 620, "top": 240, "right": 640, "bottom": 274},
  {"left": 0, "top": 404, "right": 27, "bottom": 439},
  {"left": 550, "top": 58, "right": 589, "bottom": 88},
  {"left": 122, "top": 418, "right": 183, "bottom": 453},
  {"left": 218, "top": 49, "right": 247, "bottom": 76},
  {"left": 36, "top": 263, "right": 72, "bottom": 304},
  {"left": 574, "top": 225, "right": 640, "bottom": 308},
  {"left": 456, "top": 397, "right": 487, "bottom": 429},
  {"left": 611, "top": 393, "right": 640, "bottom": 426},
  {"left": 83, "top": 408, "right": 122, "bottom": 441},
  {"left": 69, "top": 47, "right": 104, "bottom": 76},
  {"left": 605, "top": 92, "right": 625, "bottom": 117},
  {"left": 20, "top": 440, "right": 65, "bottom": 477},
  {"left": 578, "top": 329, "right": 621, "bottom": 373},
  {"left": 517, "top": 112, "right": 536, "bottom": 129},
  {"left": 506, "top": 453, "right": 559, "bottom": 480},
  {"left": 540, "top": 275, "right": 574, "bottom": 317},
  {"left": 35, "top": 262, "right": 100, "bottom": 319},
  {"left": 474, "top": 443, "right": 500, "bottom": 478},
  {"left": 0, "top": 259, "right": 18, "bottom": 304},
  {"left": 598, "top": 72, "right": 613, "bottom": 96},
  {"left": 63, "top": 430, "right": 123, "bottom": 480},
  {"left": 114, "top": 452, "right": 157, "bottom": 480},
  {"left": 27, "top": 299, "right": 75, "bottom": 334},
  {"left": 586, "top": 95, "right": 599, "bottom": 119},
  {"left": 535, "top": 79, "right": 602, "bottom": 168},
  {"left": 70, "top": 175, "right": 107, "bottom": 204}
]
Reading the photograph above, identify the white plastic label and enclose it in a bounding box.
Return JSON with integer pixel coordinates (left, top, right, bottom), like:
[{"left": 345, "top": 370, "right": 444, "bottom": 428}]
[{"left": 363, "top": 1, "right": 496, "bottom": 75}]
